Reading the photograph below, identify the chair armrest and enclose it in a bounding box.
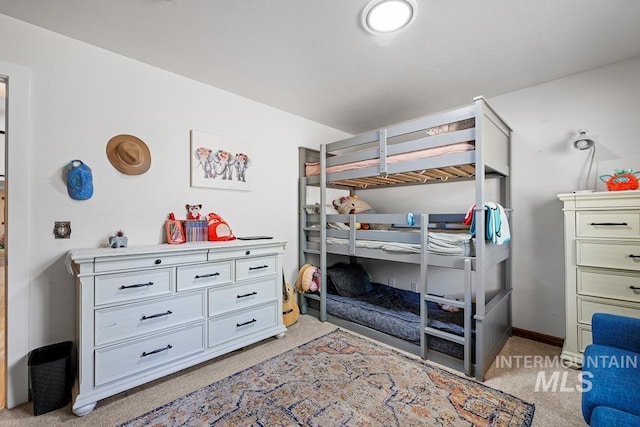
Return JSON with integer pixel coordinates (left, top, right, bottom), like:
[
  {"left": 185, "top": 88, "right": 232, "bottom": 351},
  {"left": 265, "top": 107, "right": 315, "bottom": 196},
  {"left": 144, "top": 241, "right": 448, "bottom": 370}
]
[{"left": 591, "top": 313, "right": 640, "bottom": 353}]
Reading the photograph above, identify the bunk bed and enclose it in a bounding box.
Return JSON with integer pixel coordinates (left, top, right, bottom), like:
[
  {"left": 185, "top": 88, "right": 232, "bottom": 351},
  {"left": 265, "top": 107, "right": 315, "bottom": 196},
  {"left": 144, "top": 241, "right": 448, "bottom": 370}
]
[{"left": 298, "top": 96, "right": 512, "bottom": 380}]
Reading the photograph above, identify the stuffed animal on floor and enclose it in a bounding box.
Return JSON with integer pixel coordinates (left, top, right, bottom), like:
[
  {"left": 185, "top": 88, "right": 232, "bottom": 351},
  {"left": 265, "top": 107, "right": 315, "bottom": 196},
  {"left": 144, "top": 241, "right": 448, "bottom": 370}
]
[
  {"left": 332, "top": 195, "right": 389, "bottom": 230},
  {"left": 295, "top": 264, "right": 321, "bottom": 293}
]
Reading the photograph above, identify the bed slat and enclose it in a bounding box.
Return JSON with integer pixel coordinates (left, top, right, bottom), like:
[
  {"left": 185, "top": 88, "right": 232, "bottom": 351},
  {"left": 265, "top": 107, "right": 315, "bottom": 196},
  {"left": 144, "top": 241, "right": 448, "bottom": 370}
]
[{"left": 327, "top": 163, "right": 476, "bottom": 188}]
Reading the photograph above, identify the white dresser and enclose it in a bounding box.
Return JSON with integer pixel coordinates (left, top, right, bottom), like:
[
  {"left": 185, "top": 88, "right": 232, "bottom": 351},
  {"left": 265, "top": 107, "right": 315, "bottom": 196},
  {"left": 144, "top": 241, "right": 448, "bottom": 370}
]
[
  {"left": 558, "top": 191, "right": 640, "bottom": 365},
  {"left": 66, "top": 239, "right": 287, "bottom": 416}
]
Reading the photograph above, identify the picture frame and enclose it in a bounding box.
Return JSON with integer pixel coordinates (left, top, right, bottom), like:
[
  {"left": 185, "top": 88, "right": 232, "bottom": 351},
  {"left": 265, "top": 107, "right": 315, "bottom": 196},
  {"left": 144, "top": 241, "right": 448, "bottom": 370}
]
[{"left": 190, "top": 130, "right": 253, "bottom": 191}]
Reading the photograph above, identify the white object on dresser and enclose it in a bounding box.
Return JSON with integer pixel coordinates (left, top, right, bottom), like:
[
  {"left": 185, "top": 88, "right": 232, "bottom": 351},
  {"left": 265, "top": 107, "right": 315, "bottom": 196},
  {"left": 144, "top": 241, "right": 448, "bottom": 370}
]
[
  {"left": 66, "top": 240, "right": 287, "bottom": 416},
  {"left": 558, "top": 191, "right": 640, "bottom": 365}
]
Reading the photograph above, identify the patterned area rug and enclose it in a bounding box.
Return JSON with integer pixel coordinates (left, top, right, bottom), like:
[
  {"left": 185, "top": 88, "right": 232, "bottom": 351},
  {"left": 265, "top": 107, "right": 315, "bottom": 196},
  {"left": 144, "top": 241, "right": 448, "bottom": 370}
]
[{"left": 121, "top": 329, "right": 535, "bottom": 426}]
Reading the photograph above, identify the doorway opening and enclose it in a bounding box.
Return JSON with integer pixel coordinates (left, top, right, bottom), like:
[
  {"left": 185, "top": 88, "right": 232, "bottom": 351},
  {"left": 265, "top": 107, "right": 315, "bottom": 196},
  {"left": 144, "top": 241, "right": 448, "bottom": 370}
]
[{"left": 0, "top": 77, "right": 6, "bottom": 408}]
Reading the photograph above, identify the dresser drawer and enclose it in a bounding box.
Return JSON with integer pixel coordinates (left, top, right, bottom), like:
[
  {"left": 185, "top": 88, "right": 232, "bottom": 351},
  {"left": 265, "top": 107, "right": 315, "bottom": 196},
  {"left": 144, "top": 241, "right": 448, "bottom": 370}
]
[
  {"left": 208, "top": 301, "right": 278, "bottom": 347},
  {"left": 94, "top": 323, "right": 205, "bottom": 386},
  {"left": 176, "top": 261, "right": 232, "bottom": 291},
  {"left": 578, "top": 268, "right": 640, "bottom": 303},
  {"left": 577, "top": 211, "right": 640, "bottom": 238},
  {"left": 208, "top": 278, "right": 277, "bottom": 316},
  {"left": 95, "top": 252, "right": 207, "bottom": 273},
  {"left": 95, "top": 269, "right": 173, "bottom": 306},
  {"left": 208, "top": 245, "right": 280, "bottom": 262},
  {"left": 578, "top": 324, "right": 592, "bottom": 353},
  {"left": 235, "top": 256, "right": 277, "bottom": 281},
  {"left": 95, "top": 292, "right": 206, "bottom": 346},
  {"left": 577, "top": 296, "right": 640, "bottom": 324},
  {"left": 575, "top": 194, "right": 640, "bottom": 209},
  {"left": 577, "top": 241, "right": 640, "bottom": 271}
]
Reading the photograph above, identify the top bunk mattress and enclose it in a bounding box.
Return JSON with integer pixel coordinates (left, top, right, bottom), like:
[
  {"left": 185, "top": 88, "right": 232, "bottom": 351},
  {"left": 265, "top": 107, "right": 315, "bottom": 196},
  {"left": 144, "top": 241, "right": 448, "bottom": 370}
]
[
  {"left": 305, "top": 142, "right": 475, "bottom": 177},
  {"left": 305, "top": 118, "right": 478, "bottom": 188}
]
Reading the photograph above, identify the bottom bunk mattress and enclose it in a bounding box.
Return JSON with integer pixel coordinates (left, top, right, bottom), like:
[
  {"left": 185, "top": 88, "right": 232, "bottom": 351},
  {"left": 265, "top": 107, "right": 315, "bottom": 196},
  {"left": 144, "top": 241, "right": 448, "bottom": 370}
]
[{"left": 307, "top": 282, "right": 475, "bottom": 360}]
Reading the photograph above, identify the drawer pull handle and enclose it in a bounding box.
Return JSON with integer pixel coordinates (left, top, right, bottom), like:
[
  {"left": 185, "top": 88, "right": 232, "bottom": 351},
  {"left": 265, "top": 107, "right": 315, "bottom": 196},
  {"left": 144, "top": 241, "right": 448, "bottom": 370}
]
[
  {"left": 119, "top": 281, "right": 154, "bottom": 290},
  {"left": 629, "top": 255, "right": 640, "bottom": 259},
  {"left": 630, "top": 286, "right": 640, "bottom": 291},
  {"left": 141, "top": 310, "right": 173, "bottom": 320},
  {"left": 195, "top": 272, "right": 221, "bottom": 279},
  {"left": 141, "top": 344, "right": 172, "bottom": 357},
  {"left": 249, "top": 265, "right": 269, "bottom": 271},
  {"left": 237, "top": 319, "right": 257, "bottom": 327},
  {"left": 155, "top": 259, "right": 162, "bottom": 265},
  {"left": 237, "top": 292, "right": 257, "bottom": 299},
  {"left": 590, "top": 222, "right": 628, "bottom": 226}
]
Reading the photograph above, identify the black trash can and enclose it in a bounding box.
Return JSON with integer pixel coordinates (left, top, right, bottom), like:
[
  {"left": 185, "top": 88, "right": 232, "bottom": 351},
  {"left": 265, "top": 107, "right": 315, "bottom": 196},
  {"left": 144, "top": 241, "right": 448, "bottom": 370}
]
[{"left": 28, "top": 341, "right": 74, "bottom": 416}]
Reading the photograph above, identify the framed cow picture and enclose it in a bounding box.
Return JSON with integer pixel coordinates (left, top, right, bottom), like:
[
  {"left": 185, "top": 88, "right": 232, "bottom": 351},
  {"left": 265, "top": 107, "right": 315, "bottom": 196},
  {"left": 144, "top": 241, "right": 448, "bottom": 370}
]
[{"left": 190, "top": 130, "right": 253, "bottom": 191}]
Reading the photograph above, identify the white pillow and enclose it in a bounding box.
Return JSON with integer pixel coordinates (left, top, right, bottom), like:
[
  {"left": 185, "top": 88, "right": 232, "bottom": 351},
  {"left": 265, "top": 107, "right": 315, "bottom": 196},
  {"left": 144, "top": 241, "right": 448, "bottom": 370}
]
[{"left": 326, "top": 205, "right": 340, "bottom": 215}]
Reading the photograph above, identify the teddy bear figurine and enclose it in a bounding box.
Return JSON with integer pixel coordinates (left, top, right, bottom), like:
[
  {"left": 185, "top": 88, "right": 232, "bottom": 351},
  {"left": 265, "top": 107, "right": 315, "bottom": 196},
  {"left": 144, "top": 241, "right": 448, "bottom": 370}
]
[
  {"left": 186, "top": 204, "right": 203, "bottom": 220},
  {"left": 332, "top": 195, "right": 389, "bottom": 230}
]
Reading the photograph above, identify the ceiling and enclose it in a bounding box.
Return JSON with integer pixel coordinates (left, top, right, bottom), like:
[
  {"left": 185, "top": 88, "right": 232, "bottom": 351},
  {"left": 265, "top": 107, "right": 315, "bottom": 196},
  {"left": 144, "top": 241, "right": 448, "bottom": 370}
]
[{"left": 1, "top": 0, "right": 640, "bottom": 134}]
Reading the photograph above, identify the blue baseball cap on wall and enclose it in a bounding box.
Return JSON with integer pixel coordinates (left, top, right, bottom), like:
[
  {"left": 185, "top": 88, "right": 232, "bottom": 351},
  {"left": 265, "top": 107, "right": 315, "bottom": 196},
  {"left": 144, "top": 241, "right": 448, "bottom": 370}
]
[{"left": 66, "top": 160, "right": 94, "bottom": 200}]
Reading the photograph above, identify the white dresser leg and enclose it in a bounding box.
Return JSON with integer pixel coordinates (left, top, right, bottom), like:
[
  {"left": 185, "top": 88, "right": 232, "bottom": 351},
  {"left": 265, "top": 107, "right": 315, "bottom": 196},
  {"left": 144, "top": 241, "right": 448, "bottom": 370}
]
[
  {"left": 73, "top": 401, "right": 97, "bottom": 416},
  {"left": 275, "top": 332, "right": 286, "bottom": 339}
]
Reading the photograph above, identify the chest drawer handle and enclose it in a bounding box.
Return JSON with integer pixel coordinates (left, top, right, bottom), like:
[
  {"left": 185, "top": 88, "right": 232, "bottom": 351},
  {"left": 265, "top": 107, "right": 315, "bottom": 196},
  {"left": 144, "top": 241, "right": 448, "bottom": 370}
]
[
  {"left": 141, "top": 310, "right": 173, "bottom": 320},
  {"left": 141, "top": 344, "right": 173, "bottom": 357},
  {"left": 195, "top": 272, "right": 221, "bottom": 279},
  {"left": 154, "top": 259, "right": 162, "bottom": 265},
  {"left": 237, "top": 319, "right": 257, "bottom": 327},
  {"left": 249, "top": 265, "right": 269, "bottom": 271},
  {"left": 590, "top": 222, "right": 628, "bottom": 226},
  {"left": 237, "top": 291, "right": 258, "bottom": 299},
  {"left": 630, "top": 286, "right": 640, "bottom": 291},
  {"left": 119, "top": 281, "right": 154, "bottom": 290}
]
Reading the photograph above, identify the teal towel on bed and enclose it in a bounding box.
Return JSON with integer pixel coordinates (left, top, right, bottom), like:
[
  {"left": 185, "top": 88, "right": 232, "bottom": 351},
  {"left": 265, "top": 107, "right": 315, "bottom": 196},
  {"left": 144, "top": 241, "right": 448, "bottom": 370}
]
[{"left": 469, "top": 202, "right": 510, "bottom": 245}]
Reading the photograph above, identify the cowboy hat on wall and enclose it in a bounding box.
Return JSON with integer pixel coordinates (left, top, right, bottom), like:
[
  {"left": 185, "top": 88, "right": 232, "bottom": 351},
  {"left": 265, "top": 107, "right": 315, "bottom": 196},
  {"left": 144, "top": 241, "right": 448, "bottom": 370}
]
[{"left": 106, "top": 134, "right": 151, "bottom": 175}]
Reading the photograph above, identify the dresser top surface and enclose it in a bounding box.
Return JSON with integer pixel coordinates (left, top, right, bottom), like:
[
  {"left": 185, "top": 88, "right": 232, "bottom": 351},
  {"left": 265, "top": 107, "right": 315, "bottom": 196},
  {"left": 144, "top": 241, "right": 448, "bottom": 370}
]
[
  {"left": 66, "top": 239, "right": 286, "bottom": 266},
  {"left": 558, "top": 190, "right": 640, "bottom": 207},
  {"left": 558, "top": 190, "right": 640, "bottom": 199}
]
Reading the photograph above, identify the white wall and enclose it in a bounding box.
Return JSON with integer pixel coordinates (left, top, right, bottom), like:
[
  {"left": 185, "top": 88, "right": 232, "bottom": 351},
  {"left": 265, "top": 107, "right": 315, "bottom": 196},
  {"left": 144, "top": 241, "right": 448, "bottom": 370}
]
[
  {"left": 0, "top": 13, "right": 349, "bottom": 406},
  {"left": 362, "top": 57, "right": 640, "bottom": 338},
  {"left": 491, "top": 57, "right": 640, "bottom": 337}
]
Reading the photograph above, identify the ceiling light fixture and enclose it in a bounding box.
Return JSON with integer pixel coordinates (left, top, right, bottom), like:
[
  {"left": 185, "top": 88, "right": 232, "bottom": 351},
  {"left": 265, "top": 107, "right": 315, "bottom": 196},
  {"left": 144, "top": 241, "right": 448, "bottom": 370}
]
[{"left": 362, "top": 0, "right": 417, "bottom": 34}]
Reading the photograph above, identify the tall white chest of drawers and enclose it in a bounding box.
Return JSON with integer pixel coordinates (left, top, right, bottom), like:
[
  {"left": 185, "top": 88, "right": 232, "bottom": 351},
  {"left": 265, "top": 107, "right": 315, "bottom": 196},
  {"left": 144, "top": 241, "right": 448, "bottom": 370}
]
[
  {"left": 66, "top": 240, "right": 287, "bottom": 416},
  {"left": 558, "top": 191, "right": 640, "bottom": 365}
]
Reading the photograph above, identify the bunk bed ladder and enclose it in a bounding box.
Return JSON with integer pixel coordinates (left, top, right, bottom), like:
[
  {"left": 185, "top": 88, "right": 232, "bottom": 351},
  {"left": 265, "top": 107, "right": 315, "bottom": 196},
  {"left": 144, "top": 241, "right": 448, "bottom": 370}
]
[{"left": 423, "top": 258, "right": 473, "bottom": 376}]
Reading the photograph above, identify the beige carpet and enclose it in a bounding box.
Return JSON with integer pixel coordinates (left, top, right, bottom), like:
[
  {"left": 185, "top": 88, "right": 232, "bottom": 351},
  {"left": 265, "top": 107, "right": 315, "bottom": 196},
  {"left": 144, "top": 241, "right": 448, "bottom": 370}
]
[{"left": 0, "top": 315, "right": 586, "bottom": 426}]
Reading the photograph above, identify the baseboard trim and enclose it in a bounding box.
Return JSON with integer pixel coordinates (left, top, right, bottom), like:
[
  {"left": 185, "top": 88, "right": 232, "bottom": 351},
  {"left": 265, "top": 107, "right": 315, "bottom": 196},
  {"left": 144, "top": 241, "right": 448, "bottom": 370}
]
[{"left": 512, "top": 327, "right": 564, "bottom": 348}]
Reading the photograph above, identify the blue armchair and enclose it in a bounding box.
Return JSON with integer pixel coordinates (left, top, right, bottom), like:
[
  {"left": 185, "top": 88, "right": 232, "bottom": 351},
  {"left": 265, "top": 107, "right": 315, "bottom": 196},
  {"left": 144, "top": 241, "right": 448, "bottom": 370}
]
[{"left": 581, "top": 313, "right": 640, "bottom": 426}]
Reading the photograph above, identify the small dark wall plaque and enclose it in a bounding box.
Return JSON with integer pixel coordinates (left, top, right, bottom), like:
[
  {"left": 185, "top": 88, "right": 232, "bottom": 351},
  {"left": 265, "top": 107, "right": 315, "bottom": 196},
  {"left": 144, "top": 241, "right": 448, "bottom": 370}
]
[{"left": 54, "top": 221, "right": 71, "bottom": 239}]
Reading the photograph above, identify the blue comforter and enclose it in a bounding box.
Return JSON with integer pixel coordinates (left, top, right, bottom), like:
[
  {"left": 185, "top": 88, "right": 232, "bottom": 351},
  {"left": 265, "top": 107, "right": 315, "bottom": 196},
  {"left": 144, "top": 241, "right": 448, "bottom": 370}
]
[{"left": 309, "top": 282, "right": 474, "bottom": 359}]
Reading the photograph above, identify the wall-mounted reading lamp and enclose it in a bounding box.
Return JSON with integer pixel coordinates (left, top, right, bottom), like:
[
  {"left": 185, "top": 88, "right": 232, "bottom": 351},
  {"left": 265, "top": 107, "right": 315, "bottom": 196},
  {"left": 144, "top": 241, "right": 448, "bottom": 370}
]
[
  {"left": 573, "top": 129, "right": 596, "bottom": 191},
  {"left": 574, "top": 129, "right": 595, "bottom": 150}
]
